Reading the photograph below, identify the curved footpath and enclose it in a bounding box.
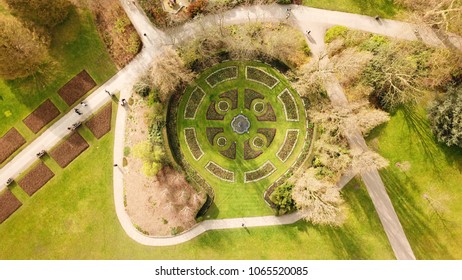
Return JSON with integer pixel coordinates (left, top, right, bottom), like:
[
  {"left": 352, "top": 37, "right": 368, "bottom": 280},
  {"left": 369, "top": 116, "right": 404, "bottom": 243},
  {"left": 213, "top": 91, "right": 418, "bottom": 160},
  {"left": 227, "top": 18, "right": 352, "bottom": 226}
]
[{"left": 2, "top": 2, "right": 461, "bottom": 257}]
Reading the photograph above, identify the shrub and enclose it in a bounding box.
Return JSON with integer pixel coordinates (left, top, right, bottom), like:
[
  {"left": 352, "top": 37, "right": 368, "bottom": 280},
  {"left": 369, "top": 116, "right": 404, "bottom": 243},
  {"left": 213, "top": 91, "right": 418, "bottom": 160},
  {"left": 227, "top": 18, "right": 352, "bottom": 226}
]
[
  {"left": 187, "top": 0, "right": 208, "bottom": 18},
  {"left": 124, "top": 146, "right": 131, "bottom": 157},
  {"left": 134, "top": 80, "right": 151, "bottom": 97},
  {"left": 325, "top": 26, "right": 348, "bottom": 43},
  {"left": 270, "top": 183, "right": 296, "bottom": 215},
  {"left": 276, "top": 0, "right": 292, "bottom": 4}
]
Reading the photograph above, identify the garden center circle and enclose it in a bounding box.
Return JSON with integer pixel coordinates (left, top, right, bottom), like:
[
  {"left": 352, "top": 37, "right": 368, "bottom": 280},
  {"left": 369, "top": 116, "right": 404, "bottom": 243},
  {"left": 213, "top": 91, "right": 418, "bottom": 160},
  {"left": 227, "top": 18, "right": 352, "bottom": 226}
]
[{"left": 177, "top": 61, "right": 308, "bottom": 191}]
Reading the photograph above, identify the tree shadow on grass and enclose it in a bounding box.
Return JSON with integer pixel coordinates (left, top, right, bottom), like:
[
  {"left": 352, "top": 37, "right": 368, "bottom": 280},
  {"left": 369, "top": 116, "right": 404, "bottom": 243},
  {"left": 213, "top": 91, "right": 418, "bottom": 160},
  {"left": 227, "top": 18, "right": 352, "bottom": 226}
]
[
  {"left": 318, "top": 225, "right": 371, "bottom": 259},
  {"left": 401, "top": 105, "right": 442, "bottom": 176},
  {"left": 351, "top": 0, "right": 398, "bottom": 17},
  {"left": 380, "top": 169, "right": 453, "bottom": 259}
]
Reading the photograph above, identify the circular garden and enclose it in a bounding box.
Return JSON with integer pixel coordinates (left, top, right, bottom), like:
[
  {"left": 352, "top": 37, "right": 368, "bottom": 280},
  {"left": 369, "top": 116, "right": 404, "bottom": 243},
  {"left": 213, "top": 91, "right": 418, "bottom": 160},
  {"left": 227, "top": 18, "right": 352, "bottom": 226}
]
[{"left": 176, "top": 61, "right": 310, "bottom": 217}]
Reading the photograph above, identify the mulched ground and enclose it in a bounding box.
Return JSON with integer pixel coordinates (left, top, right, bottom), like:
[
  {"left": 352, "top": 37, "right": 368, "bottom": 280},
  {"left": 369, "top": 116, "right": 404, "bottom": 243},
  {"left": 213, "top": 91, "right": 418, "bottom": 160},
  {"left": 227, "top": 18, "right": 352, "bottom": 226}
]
[
  {"left": 244, "top": 139, "right": 263, "bottom": 160},
  {"left": 257, "top": 128, "right": 277, "bottom": 147},
  {"left": 206, "top": 102, "right": 225, "bottom": 120},
  {"left": 0, "top": 128, "right": 26, "bottom": 164},
  {"left": 219, "top": 89, "right": 238, "bottom": 109},
  {"left": 23, "top": 99, "right": 60, "bottom": 134},
  {"left": 0, "top": 189, "right": 22, "bottom": 224},
  {"left": 18, "top": 162, "right": 55, "bottom": 196},
  {"left": 256, "top": 103, "right": 277, "bottom": 122},
  {"left": 86, "top": 103, "right": 112, "bottom": 139},
  {"left": 58, "top": 70, "right": 97, "bottom": 106},
  {"left": 49, "top": 132, "right": 90, "bottom": 168},
  {"left": 219, "top": 141, "right": 236, "bottom": 160},
  {"left": 184, "top": 87, "right": 205, "bottom": 119},
  {"left": 205, "top": 127, "right": 223, "bottom": 145},
  {"left": 244, "top": 88, "right": 264, "bottom": 109}
]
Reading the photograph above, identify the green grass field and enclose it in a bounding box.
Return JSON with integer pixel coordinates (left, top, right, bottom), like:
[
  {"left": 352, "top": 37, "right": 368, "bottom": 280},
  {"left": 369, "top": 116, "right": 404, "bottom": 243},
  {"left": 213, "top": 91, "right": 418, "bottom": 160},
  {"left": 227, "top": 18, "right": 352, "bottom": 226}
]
[
  {"left": 368, "top": 106, "right": 462, "bottom": 259},
  {"left": 0, "top": 6, "right": 116, "bottom": 140},
  {"left": 302, "top": 0, "right": 401, "bottom": 17},
  {"left": 177, "top": 61, "right": 308, "bottom": 219},
  {"left": 0, "top": 119, "right": 394, "bottom": 260}
]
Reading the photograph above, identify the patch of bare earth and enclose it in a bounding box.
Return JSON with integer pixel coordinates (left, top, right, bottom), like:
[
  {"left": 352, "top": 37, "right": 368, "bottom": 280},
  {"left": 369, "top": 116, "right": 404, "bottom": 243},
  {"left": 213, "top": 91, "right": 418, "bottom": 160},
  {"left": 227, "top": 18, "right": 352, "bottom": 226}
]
[
  {"left": 0, "top": 128, "right": 26, "bottom": 164},
  {"left": 58, "top": 70, "right": 96, "bottom": 106},
  {"left": 18, "top": 162, "right": 55, "bottom": 196},
  {"left": 0, "top": 189, "right": 22, "bottom": 224},
  {"left": 86, "top": 103, "right": 112, "bottom": 139},
  {"left": 49, "top": 132, "right": 89, "bottom": 168},
  {"left": 124, "top": 95, "right": 205, "bottom": 236},
  {"left": 72, "top": 0, "right": 141, "bottom": 68},
  {"left": 23, "top": 99, "right": 60, "bottom": 134}
]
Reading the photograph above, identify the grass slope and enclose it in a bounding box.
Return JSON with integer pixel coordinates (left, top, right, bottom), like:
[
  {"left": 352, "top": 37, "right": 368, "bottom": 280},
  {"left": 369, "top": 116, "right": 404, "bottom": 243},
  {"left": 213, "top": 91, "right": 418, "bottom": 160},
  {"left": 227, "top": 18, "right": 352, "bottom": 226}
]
[{"left": 368, "top": 106, "right": 462, "bottom": 259}]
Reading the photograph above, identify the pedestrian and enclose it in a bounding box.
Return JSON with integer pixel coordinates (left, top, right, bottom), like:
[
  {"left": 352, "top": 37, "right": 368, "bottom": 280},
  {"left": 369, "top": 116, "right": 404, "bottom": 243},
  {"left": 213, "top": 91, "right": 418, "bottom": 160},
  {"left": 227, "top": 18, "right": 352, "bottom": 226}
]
[
  {"left": 306, "top": 30, "right": 311, "bottom": 35},
  {"left": 375, "top": 15, "right": 380, "bottom": 21},
  {"left": 114, "top": 164, "right": 118, "bottom": 167},
  {"left": 286, "top": 12, "right": 290, "bottom": 19},
  {"left": 242, "top": 223, "right": 245, "bottom": 227},
  {"left": 286, "top": 8, "right": 291, "bottom": 12},
  {"left": 80, "top": 101, "right": 87, "bottom": 106},
  {"left": 74, "top": 108, "right": 82, "bottom": 115},
  {"left": 105, "top": 89, "right": 111, "bottom": 96},
  {"left": 143, "top": 33, "right": 147, "bottom": 37},
  {"left": 67, "top": 127, "right": 71, "bottom": 130}
]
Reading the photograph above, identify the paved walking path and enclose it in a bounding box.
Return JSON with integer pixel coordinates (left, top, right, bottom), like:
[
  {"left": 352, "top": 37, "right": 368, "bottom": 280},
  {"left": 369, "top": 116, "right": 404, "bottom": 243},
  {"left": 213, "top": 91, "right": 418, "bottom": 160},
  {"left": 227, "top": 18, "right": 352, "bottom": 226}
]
[{"left": 2, "top": 2, "right": 461, "bottom": 256}]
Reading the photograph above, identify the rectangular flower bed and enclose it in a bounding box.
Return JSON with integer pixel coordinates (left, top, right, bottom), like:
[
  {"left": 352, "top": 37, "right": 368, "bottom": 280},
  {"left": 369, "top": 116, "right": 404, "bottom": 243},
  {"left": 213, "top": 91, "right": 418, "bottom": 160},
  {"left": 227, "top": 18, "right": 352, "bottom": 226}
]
[
  {"left": 86, "top": 103, "right": 112, "bottom": 139},
  {"left": 0, "top": 128, "right": 26, "bottom": 164},
  {"left": 23, "top": 99, "right": 60, "bottom": 134},
  {"left": 18, "top": 162, "right": 55, "bottom": 196},
  {"left": 58, "top": 70, "right": 97, "bottom": 106},
  {"left": 0, "top": 189, "right": 22, "bottom": 224},
  {"left": 49, "top": 132, "right": 90, "bottom": 168}
]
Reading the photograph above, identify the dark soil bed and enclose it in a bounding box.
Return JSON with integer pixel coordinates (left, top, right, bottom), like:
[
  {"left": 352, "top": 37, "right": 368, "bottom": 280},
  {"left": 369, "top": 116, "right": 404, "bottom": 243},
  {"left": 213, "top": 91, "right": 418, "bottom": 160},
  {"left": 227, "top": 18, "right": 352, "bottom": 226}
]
[
  {"left": 206, "top": 66, "right": 238, "bottom": 87},
  {"left": 0, "top": 189, "right": 22, "bottom": 224},
  {"left": 184, "top": 87, "right": 205, "bottom": 119},
  {"left": 23, "top": 99, "right": 60, "bottom": 134},
  {"left": 277, "top": 130, "right": 299, "bottom": 162},
  {"left": 246, "top": 67, "right": 279, "bottom": 88},
  {"left": 244, "top": 89, "right": 264, "bottom": 109},
  {"left": 256, "top": 103, "right": 277, "bottom": 122},
  {"left": 206, "top": 102, "right": 225, "bottom": 120},
  {"left": 86, "top": 103, "right": 112, "bottom": 139},
  {"left": 0, "top": 128, "right": 26, "bottom": 164},
  {"left": 244, "top": 139, "right": 263, "bottom": 160},
  {"left": 18, "top": 162, "right": 55, "bottom": 196},
  {"left": 206, "top": 127, "right": 224, "bottom": 145},
  {"left": 58, "top": 70, "right": 97, "bottom": 106},
  {"left": 50, "top": 132, "right": 90, "bottom": 168},
  {"left": 245, "top": 161, "right": 276, "bottom": 182},
  {"left": 219, "top": 89, "right": 238, "bottom": 109},
  {"left": 220, "top": 141, "right": 236, "bottom": 160},
  {"left": 278, "top": 89, "right": 298, "bottom": 121},
  {"left": 184, "top": 128, "right": 203, "bottom": 160},
  {"left": 206, "top": 161, "right": 234, "bottom": 181},
  {"left": 257, "top": 128, "right": 276, "bottom": 147}
]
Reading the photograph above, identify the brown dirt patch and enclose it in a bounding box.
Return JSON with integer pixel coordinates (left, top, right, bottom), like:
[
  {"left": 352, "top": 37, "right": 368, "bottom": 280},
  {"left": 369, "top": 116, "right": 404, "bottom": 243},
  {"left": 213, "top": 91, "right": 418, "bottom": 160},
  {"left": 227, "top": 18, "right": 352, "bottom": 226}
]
[
  {"left": 23, "top": 99, "right": 60, "bottom": 134},
  {"left": 58, "top": 70, "right": 96, "bottom": 106},
  {"left": 124, "top": 95, "right": 206, "bottom": 236},
  {"left": 0, "top": 128, "right": 26, "bottom": 164},
  {"left": 86, "top": 103, "right": 112, "bottom": 139},
  {"left": 74, "top": 0, "right": 141, "bottom": 68},
  {"left": 18, "top": 162, "right": 55, "bottom": 196},
  {"left": 0, "top": 189, "right": 22, "bottom": 224},
  {"left": 49, "top": 132, "right": 89, "bottom": 168}
]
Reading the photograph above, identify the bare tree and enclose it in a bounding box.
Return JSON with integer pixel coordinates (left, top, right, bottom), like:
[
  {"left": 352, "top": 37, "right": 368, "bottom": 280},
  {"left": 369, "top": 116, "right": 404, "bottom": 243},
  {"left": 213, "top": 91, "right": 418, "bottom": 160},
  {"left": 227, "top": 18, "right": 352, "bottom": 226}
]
[
  {"left": 150, "top": 47, "right": 195, "bottom": 101},
  {"left": 351, "top": 149, "right": 389, "bottom": 174},
  {"left": 292, "top": 171, "right": 345, "bottom": 226}
]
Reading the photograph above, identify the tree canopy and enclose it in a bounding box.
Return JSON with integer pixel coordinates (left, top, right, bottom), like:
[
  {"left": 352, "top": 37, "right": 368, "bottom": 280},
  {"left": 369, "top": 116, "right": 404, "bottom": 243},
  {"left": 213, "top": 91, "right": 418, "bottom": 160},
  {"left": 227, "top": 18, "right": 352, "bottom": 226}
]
[
  {"left": 428, "top": 86, "right": 462, "bottom": 148},
  {"left": 0, "top": 16, "right": 50, "bottom": 80},
  {"left": 6, "top": 0, "right": 72, "bottom": 28}
]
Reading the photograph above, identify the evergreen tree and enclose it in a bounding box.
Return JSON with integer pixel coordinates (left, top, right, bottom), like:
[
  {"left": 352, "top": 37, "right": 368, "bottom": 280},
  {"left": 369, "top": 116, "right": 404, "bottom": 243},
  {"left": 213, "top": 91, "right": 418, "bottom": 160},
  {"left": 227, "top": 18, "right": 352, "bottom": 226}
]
[{"left": 428, "top": 86, "right": 462, "bottom": 148}]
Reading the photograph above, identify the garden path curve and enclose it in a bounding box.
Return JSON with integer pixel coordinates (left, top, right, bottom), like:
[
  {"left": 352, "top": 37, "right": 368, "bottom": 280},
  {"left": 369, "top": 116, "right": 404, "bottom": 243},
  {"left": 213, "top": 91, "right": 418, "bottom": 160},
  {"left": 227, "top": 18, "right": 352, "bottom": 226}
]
[{"left": 2, "top": 2, "right": 461, "bottom": 256}]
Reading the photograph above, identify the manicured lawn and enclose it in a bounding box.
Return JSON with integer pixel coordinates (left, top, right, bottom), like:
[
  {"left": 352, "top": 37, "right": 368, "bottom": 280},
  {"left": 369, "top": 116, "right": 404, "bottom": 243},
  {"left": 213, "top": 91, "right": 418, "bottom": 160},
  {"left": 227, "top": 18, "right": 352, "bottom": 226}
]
[
  {"left": 177, "top": 61, "right": 309, "bottom": 219},
  {"left": 0, "top": 6, "right": 116, "bottom": 138},
  {"left": 302, "top": 0, "right": 401, "bottom": 18},
  {"left": 0, "top": 121, "right": 394, "bottom": 261},
  {"left": 367, "top": 106, "right": 462, "bottom": 259}
]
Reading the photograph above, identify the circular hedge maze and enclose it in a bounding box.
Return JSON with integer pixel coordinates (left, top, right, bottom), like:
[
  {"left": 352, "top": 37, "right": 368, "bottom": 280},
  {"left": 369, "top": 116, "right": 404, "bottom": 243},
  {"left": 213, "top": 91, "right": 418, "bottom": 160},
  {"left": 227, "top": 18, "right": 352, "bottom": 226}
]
[{"left": 177, "top": 61, "right": 310, "bottom": 217}]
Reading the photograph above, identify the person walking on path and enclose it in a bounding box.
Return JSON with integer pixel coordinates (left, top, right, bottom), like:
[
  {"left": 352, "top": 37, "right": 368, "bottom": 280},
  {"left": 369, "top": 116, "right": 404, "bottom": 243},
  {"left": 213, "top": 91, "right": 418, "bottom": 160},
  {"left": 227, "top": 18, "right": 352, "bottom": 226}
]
[{"left": 74, "top": 108, "right": 82, "bottom": 115}]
